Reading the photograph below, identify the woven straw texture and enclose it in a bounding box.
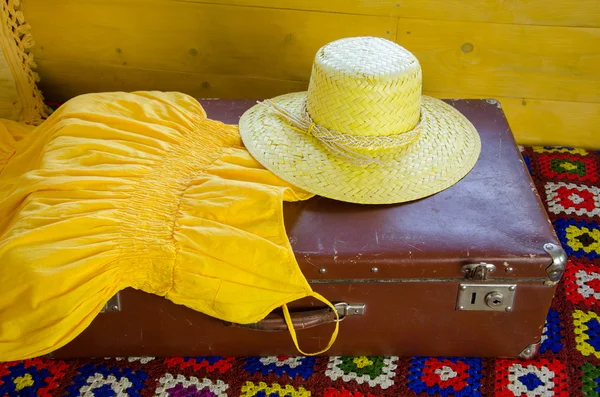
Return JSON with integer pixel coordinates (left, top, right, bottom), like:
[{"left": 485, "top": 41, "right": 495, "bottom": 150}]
[
  {"left": 240, "top": 37, "right": 481, "bottom": 204},
  {"left": 307, "top": 37, "right": 421, "bottom": 138}
]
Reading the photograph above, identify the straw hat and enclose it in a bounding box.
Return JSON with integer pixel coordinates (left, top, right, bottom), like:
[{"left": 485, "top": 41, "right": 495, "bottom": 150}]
[{"left": 239, "top": 36, "right": 481, "bottom": 204}]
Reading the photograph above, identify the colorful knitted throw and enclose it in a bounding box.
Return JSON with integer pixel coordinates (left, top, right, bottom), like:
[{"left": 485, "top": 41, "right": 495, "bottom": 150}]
[{"left": 1, "top": 145, "right": 597, "bottom": 396}]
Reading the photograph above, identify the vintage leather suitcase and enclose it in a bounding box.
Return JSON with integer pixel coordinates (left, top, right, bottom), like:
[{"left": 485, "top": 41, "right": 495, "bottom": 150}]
[{"left": 48, "top": 99, "right": 565, "bottom": 359}]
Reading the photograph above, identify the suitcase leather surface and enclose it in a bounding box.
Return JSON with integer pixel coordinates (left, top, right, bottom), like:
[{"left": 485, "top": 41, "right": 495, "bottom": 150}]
[{"left": 50, "top": 99, "right": 562, "bottom": 359}]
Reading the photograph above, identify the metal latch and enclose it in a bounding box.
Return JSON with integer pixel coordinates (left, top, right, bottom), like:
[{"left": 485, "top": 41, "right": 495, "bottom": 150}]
[
  {"left": 335, "top": 303, "right": 366, "bottom": 321},
  {"left": 457, "top": 284, "right": 516, "bottom": 312},
  {"left": 462, "top": 263, "right": 496, "bottom": 280},
  {"left": 100, "top": 293, "right": 121, "bottom": 313}
]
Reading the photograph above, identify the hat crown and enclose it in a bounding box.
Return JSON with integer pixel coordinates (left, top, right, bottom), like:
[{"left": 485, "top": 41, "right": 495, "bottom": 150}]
[{"left": 306, "top": 37, "right": 422, "bottom": 138}]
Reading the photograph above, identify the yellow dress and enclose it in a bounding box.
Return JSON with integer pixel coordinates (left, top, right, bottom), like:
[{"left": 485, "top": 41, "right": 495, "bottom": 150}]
[{"left": 0, "top": 91, "right": 338, "bottom": 362}]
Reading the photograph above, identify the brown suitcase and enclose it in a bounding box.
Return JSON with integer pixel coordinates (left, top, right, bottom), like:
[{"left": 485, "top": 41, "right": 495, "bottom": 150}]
[{"left": 48, "top": 98, "right": 564, "bottom": 359}]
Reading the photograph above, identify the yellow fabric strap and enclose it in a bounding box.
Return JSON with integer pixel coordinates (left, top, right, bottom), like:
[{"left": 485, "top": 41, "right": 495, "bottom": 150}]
[{"left": 282, "top": 292, "right": 340, "bottom": 356}]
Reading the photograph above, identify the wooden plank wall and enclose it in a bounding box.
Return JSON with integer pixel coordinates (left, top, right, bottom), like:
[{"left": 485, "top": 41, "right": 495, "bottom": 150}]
[{"left": 22, "top": 0, "right": 600, "bottom": 147}]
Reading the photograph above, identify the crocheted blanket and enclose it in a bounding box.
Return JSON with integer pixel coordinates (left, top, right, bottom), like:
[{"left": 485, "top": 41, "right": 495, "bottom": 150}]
[{"left": 0, "top": 145, "right": 595, "bottom": 396}]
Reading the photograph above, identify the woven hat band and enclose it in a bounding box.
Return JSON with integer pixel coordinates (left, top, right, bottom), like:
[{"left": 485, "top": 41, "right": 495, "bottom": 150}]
[
  {"left": 259, "top": 99, "right": 422, "bottom": 165},
  {"left": 306, "top": 37, "right": 422, "bottom": 138}
]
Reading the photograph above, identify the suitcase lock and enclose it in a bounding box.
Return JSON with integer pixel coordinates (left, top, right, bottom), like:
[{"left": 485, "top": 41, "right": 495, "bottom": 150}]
[
  {"left": 457, "top": 263, "right": 517, "bottom": 312},
  {"left": 457, "top": 284, "right": 516, "bottom": 312}
]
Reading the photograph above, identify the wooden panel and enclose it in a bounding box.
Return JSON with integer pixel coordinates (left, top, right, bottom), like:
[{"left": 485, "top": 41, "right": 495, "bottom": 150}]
[
  {"left": 37, "top": 60, "right": 600, "bottom": 149},
  {"left": 174, "top": 0, "right": 396, "bottom": 16},
  {"left": 23, "top": 0, "right": 396, "bottom": 82},
  {"left": 394, "top": 0, "right": 600, "bottom": 27},
  {"left": 22, "top": 0, "right": 600, "bottom": 147},
  {"left": 427, "top": 91, "right": 600, "bottom": 148},
  {"left": 396, "top": 19, "right": 600, "bottom": 103},
  {"left": 24, "top": 0, "right": 599, "bottom": 104},
  {"left": 179, "top": 0, "right": 600, "bottom": 27},
  {"left": 35, "top": 59, "right": 308, "bottom": 102},
  {"left": 498, "top": 98, "right": 600, "bottom": 148}
]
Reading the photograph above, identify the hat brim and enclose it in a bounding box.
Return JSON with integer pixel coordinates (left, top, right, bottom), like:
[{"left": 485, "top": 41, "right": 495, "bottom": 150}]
[{"left": 239, "top": 92, "right": 481, "bottom": 204}]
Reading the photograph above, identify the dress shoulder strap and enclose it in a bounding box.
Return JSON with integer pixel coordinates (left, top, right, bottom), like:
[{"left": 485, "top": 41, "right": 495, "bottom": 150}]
[{"left": 282, "top": 291, "right": 340, "bottom": 356}]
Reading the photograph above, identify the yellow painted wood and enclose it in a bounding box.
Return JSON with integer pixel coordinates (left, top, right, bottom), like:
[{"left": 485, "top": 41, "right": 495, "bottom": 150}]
[
  {"left": 186, "top": 0, "right": 600, "bottom": 27},
  {"left": 37, "top": 60, "right": 600, "bottom": 149},
  {"left": 499, "top": 98, "right": 600, "bottom": 148},
  {"left": 21, "top": 0, "right": 600, "bottom": 147},
  {"left": 23, "top": 0, "right": 396, "bottom": 82},
  {"left": 35, "top": 59, "right": 308, "bottom": 102},
  {"left": 393, "top": 0, "right": 600, "bottom": 27},
  {"left": 24, "top": 0, "right": 599, "bottom": 104},
  {"left": 396, "top": 19, "right": 600, "bottom": 103},
  {"left": 176, "top": 0, "right": 396, "bottom": 16},
  {"left": 427, "top": 91, "right": 600, "bottom": 148}
]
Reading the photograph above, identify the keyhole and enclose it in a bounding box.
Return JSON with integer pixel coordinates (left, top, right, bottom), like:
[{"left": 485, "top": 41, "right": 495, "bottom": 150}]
[
  {"left": 485, "top": 291, "right": 504, "bottom": 308},
  {"left": 471, "top": 293, "right": 477, "bottom": 304}
]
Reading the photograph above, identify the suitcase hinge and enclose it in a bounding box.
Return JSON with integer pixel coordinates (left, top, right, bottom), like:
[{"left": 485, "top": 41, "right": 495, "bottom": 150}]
[
  {"left": 543, "top": 243, "right": 567, "bottom": 283},
  {"left": 461, "top": 263, "right": 496, "bottom": 280}
]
